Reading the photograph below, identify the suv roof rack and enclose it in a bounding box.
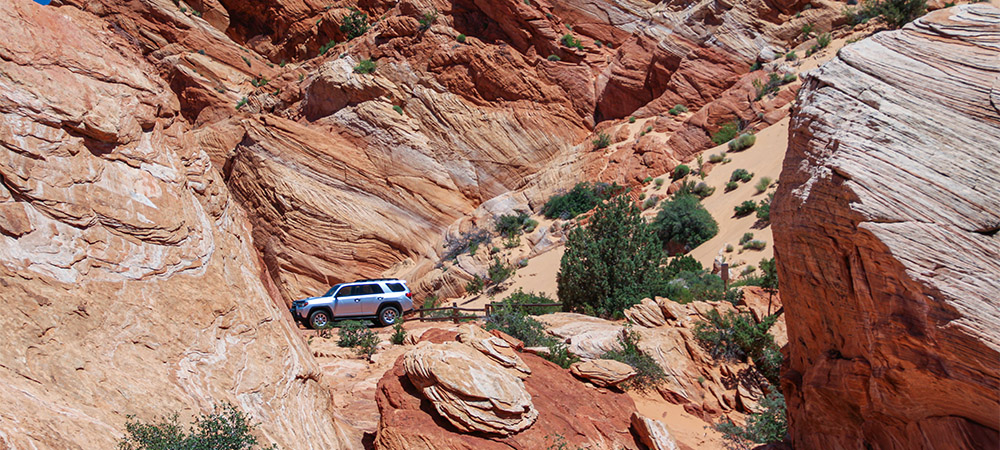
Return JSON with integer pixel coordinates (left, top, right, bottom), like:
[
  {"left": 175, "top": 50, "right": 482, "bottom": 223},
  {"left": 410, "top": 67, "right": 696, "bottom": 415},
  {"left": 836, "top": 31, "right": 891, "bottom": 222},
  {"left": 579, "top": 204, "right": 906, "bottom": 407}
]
[{"left": 352, "top": 278, "right": 403, "bottom": 283}]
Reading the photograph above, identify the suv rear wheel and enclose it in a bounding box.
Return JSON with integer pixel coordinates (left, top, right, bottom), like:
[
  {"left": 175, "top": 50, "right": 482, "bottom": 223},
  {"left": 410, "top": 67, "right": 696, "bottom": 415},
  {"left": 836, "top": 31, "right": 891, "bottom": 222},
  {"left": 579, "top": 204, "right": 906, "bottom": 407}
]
[
  {"left": 377, "top": 305, "right": 401, "bottom": 326},
  {"left": 309, "top": 309, "right": 331, "bottom": 329}
]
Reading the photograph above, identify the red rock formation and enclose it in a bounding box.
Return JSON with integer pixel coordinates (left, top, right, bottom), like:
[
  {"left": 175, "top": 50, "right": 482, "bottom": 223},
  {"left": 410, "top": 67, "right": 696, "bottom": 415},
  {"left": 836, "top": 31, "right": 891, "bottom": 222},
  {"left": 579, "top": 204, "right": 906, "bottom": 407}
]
[
  {"left": 773, "top": 5, "right": 1000, "bottom": 449},
  {"left": 0, "top": 2, "right": 355, "bottom": 448}
]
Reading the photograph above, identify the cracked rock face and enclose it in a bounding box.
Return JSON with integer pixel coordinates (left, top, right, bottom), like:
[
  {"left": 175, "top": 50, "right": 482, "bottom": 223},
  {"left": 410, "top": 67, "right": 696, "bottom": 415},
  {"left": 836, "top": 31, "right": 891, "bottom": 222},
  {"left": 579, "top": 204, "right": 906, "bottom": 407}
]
[
  {"left": 774, "top": 5, "right": 1000, "bottom": 449},
  {"left": 402, "top": 341, "right": 538, "bottom": 434}
]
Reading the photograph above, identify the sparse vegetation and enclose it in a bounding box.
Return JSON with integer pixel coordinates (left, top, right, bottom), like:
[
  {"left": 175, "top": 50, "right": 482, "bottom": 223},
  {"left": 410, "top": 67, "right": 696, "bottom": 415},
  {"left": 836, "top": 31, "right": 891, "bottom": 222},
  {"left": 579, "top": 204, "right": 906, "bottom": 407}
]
[
  {"left": 808, "top": 32, "right": 832, "bottom": 55},
  {"left": 353, "top": 58, "right": 376, "bottom": 73},
  {"left": 236, "top": 97, "right": 248, "bottom": 110},
  {"left": 547, "top": 54, "right": 561, "bottom": 61},
  {"left": 734, "top": 200, "right": 758, "bottom": 217},
  {"left": 441, "top": 228, "right": 490, "bottom": 261},
  {"left": 728, "top": 132, "right": 756, "bottom": 151},
  {"left": 725, "top": 181, "right": 739, "bottom": 192},
  {"left": 337, "top": 320, "right": 369, "bottom": 347},
  {"left": 785, "top": 50, "right": 798, "bottom": 61},
  {"left": 642, "top": 195, "right": 659, "bottom": 210},
  {"left": 753, "top": 72, "right": 797, "bottom": 100},
  {"left": 319, "top": 40, "right": 337, "bottom": 55},
  {"left": 743, "top": 239, "right": 767, "bottom": 251},
  {"left": 845, "top": 0, "right": 926, "bottom": 29},
  {"left": 390, "top": 319, "right": 407, "bottom": 345},
  {"left": 694, "top": 309, "right": 782, "bottom": 383},
  {"left": 600, "top": 324, "right": 666, "bottom": 392},
  {"left": 117, "top": 403, "right": 277, "bottom": 450},
  {"left": 740, "top": 232, "right": 755, "bottom": 246},
  {"left": 669, "top": 104, "right": 688, "bottom": 115},
  {"left": 465, "top": 275, "right": 485, "bottom": 295},
  {"left": 418, "top": 9, "right": 438, "bottom": 30},
  {"left": 654, "top": 177, "right": 664, "bottom": 188},
  {"left": 558, "top": 195, "right": 667, "bottom": 318},
  {"left": 592, "top": 132, "right": 611, "bottom": 150},
  {"left": 709, "top": 152, "right": 727, "bottom": 163},
  {"left": 456, "top": 33, "right": 466, "bottom": 43},
  {"left": 755, "top": 176, "right": 773, "bottom": 193},
  {"left": 560, "top": 33, "right": 585, "bottom": 50},
  {"left": 673, "top": 180, "right": 715, "bottom": 199},
  {"left": 541, "top": 181, "right": 620, "bottom": 219},
  {"left": 801, "top": 22, "right": 815, "bottom": 37},
  {"left": 340, "top": 8, "right": 370, "bottom": 40},
  {"left": 484, "top": 292, "right": 578, "bottom": 368},
  {"left": 487, "top": 257, "right": 515, "bottom": 287},
  {"left": 756, "top": 192, "right": 773, "bottom": 222},
  {"left": 730, "top": 168, "right": 754, "bottom": 183},
  {"left": 712, "top": 121, "right": 740, "bottom": 145},
  {"left": 392, "top": 105, "right": 403, "bottom": 115},
  {"left": 241, "top": 55, "right": 252, "bottom": 68},
  {"left": 716, "top": 391, "right": 788, "bottom": 449},
  {"left": 653, "top": 194, "right": 719, "bottom": 254},
  {"left": 250, "top": 76, "right": 269, "bottom": 87}
]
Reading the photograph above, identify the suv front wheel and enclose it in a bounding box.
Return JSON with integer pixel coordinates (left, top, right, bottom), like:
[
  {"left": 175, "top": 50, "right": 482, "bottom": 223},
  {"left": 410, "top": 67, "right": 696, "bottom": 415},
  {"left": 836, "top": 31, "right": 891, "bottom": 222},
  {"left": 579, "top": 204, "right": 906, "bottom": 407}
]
[
  {"left": 377, "top": 305, "right": 401, "bottom": 326},
  {"left": 308, "top": 309, "right": 331, "bottom": 329}
]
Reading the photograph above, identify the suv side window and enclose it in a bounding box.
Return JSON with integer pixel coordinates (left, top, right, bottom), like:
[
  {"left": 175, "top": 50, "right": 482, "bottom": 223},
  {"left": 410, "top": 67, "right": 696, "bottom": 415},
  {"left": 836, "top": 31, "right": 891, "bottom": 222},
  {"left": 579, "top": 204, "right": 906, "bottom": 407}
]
[
  {"left": 337, "top": 286, "right": 357, "bottom": 297},
  {"left": 362, "top": 283, "right": 385, "bottom": 295},
  {"left": 386, "top": 283, "right": 405, "bottom": 292}
]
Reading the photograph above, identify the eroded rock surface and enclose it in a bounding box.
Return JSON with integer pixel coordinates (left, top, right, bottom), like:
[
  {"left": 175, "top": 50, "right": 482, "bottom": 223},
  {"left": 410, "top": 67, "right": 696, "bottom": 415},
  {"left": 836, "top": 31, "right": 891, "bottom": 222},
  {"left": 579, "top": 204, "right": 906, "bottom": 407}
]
[
  {"left": 570, "top": 359, "right": 636, "bottom": 388},
  {"left": 774, "top": 5, "right": 1000, "bottom": 449}
]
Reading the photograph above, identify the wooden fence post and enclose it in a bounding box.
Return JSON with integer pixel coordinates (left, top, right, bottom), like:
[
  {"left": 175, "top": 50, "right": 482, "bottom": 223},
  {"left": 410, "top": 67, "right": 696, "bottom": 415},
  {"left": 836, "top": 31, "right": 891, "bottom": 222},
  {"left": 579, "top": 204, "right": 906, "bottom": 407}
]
[
  {"left": 451, "top": 302, "right": 459, "bottom": 324},
  {"left": 419, "top": 307, "right": 425, "bottom": 322}
]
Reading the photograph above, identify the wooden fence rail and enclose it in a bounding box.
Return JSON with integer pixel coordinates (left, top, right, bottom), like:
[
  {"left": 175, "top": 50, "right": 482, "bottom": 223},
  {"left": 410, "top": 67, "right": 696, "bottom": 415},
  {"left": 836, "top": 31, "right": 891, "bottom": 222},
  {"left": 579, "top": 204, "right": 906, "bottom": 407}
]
[{"left": 412, "top": 302, "right": 563, "bottom": 324}]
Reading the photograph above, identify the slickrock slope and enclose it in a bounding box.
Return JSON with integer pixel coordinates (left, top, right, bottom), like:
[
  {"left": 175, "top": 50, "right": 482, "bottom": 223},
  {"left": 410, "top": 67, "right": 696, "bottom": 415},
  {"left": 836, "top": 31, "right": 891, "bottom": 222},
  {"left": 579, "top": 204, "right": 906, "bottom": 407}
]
[
  {"left": 773, "top": 5, "right": 1000, "bottom": 449},
  {"left": 0, "top": 3, "right": 354, "bottom": 448}
]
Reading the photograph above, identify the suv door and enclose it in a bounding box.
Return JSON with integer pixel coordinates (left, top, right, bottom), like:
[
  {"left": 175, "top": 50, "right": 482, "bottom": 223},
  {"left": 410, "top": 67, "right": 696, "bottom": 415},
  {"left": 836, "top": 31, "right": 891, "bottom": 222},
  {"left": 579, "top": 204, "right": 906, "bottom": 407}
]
[
  {"left": 334, "top": 285, "right": 365, "bottom": 316},
  {"left": 359, "top": 283, "right": 387, "bottom": 315}
]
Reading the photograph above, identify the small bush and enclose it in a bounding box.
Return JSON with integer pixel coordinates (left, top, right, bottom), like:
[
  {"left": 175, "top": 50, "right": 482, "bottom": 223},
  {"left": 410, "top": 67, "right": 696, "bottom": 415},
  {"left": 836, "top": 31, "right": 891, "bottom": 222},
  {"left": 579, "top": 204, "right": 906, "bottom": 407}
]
[
  {"left": 712, "top": 121, "right": 740, "bottom": 145},
  {"left": 730, "top": 168, "right": 754, "bottom": 183},
  {"left": 547, "top": 343, "right": 580, "bottom": 369},
  {"left": 694, "top": 309, "right": 778, "bottom": 367},
  {"left": 495, "top": 212, "right": 530, "bottom": 239},
  {"left": 117, "top": 403, "right": 276, "bottom": 450},
  {"left": 338, "top": 320, "right": 368, "bottom": 347},
  {"left": 390, "top": 319, "right": 407, "bottom": 345},
  {"left": 541, "top": 181, "right": 620, "bottom": 219},
  {"left": 692, "top": 182, "right": 716, "bottom": 198},
  {"left": 465, "top": 275, "right": 485, "bottom": 295},
  {"left": 725, "top": 181, "right": 739, "bottom": 192},
  {"left": 600, "top": 325, "right": 666, "bottom": 392},
  {"left": 592, "top": 132, "right": 611, "bottom": 150},
  {"left": 441, "top": 228, "right": 490, "bottom": 261},
  {"left": 523, "top": 218, "right": 539, "bottom": 233},
  {"left": 643, "top": 176, "right": 654, "bottom": 183},
  {"left": 716, "top": 391, "right": 787, "bottom": 448},
  {"left": 728, "top": 133, "right": 756, "bottom": 151},
  {"left": 629, "top": 116, "right": 636, "bottom": 123},
  {"left": 354, "top": 328, "right": 379, "bottom": 359},
  {"left": 547, "top": 54, "right": 561, "bottom": 61},
  {"left": 817, "top": 32, "right": 831, "bottom": 48},
  {"left": 235, "top": 97, "right": 248, "bottom": 110},
  {"left": 392, "top": 105, "right": 403, "bottom": 115},
  {"left": 485, "top": 294, "right": 578, "bottom": 368},
  {"left": 709, "top": 152, "right": 726, "bottom": 163},
  {"left": 561, "top": 33, "right": 584, "bottom": 50},
  {"left": 725, "top": 243, "right": 734, "bottom": 252},
  {"left": 847, "top": 0, "right": 926, "bottom": 28},
  {"left": 785, "top": 50, "right": 798, "bottom": 61},
  {"left": 340, "top": 8, "right": 370, "bottom": 40},
  {"left": 672, "top": 164, "right": 691, "bottom": 180},
  {"left": 418, "top": 9, "right": 438, "bottom": 30},
  {"left": 756, "top": 202, "right": 770, "bottom": 221},
  {"left": 653, "top": 194, "right": 719, "bottom": 254},
  {"left": 753, "top": 72, "right": 794, "bottom": 100},
  {"left": 740, "top": 232, "right": 754, "bottom": 245},
  {"left": 642, "top": 195, "right": 659, "bottom": 210},
  {"left": 743, "top": 239, "right": 767, "bottom": 251},
  {"left": 801, "top": 22, "right": 815, "bottom": 37},
  {"left": 755, "top": 176, "right": 773, "bottom": 193},
  {"left": 456, "top": 33, "right": 466, "bottom": 43},
  {"left": 734, "top": 200, "right": 758, "bottom": 217},
  {"left": 241, "top": 55, "right": 252, "bottom": 68},
  {"left": 669, "top": 104, "right": 688, "bottom": 115},
  {"left": 318, "top": 40, "right": 337, "bottom": 55},
  {"left": 595, "top": 40, "right": 603, "bottom": 48},
  {"left": 353, "top": 58, "right": 376, "bottom": 74},
  {"left": 487, "top": 257, "right": 515, "bottom": 286},
  {"left": 654, "top": 178, "right": 664, "bottom": 188}
]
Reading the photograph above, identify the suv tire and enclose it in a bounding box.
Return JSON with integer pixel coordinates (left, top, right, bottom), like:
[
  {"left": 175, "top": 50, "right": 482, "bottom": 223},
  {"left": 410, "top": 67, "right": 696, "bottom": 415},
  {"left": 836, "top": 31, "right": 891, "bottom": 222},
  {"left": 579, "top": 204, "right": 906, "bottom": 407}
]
[
  {"left": 377, "top": 305, "right": 401, "bottom": 327},
  {"left": 309, "top": 309, "right": 331, "bottom": 329}
]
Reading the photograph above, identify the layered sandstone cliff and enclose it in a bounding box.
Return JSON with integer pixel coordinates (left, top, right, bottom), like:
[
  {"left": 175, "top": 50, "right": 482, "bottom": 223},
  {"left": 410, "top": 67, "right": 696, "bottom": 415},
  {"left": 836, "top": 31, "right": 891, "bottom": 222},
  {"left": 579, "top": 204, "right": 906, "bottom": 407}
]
[
  {"left": 773, "top": 5, "right": 1000, "bottom": 449},
  {"left": 0, "top": 2, "right": 355, "bottom": 448}
]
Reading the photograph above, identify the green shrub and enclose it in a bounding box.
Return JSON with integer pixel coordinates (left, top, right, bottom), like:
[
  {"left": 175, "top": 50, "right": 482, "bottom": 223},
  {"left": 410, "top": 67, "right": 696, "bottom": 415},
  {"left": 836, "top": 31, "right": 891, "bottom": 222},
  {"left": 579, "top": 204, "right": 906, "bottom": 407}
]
[
  {"left": 728, "top": 133, "right": 756, "bottom": 151},
  {"left": 753, "top": 72, "right": 790, "bottom": 100},
  {"left": 629, "top": 116, "right": 636, "bottom": 123},
  {"left": 725, "top": 243, "right": 734, "bottom": 252},
  {"left": 755, "top": 176, "right": 773, "bottom": 193},
  {"left": 441, "top": 228, "right": 490, "bottom": 261},
  {"left": 600, "top": 325, "right": 666, "bottom": 392},
  {"left": 418, "top": 9, "right": 438, "bottom": 30},
  {"left": 661, "top": 269, "right": 729, "bottom": 303},
  {"left": 734, "top": 200, "right": 758, "bottom": 217},
  {"left": 318, "top": 40, "right": 337, "bottom": 55},
  {"left": 801, "top": 22, "right": 815, "bottom": 37},
  {"left": 669, "top": 104, "right": 688, "bottom": 115},
  {"left": 642, "top": 195, "right": 659, "bottom": 210},
  {"left": 235, "top": 97, "right": 248, "bottom": 110},
  {"left": 241, "top": 55, "right": 252, "bottom": 68},
  {"left": 595, "top": 40, "right": 603, "bottom": 48},
  {"left": 785, "top": 50, "right": 798, "bottom": 61},
  {"left": 740, "top": 232, "right": 754, "bottom": 245},
  {"left": 709, "top": 152, "right": 726, "bottom": 163},
  {"left": 353, "top": 58, "right": 376, "bottom": 73},
  {"left": 391, "top": 104, "right": 404, "bottom": 115},
  {"left": 725, "top": 181, "right": 739, "bottom": 192},
  {"left": 692, "top": 182, "right": 715, "bottom": 198},
  {"left": 664, "top": 254, "right": 703, "bottom": 278},
  {"left": 847, "top": 0, "right": 926, "bottom": 28},
  {"left": 743, "top": 239, "right": 767, "bottom": 251},
  {"left": 487, "top": 257, "right": 515, "bottom": 286},
  {"left": 560, "top": 33, "right": 584, "bottom": 50},
  {"left": 546, "top": 343, "right": 580, "bottom": 369},
  {"left": 672, "top": 164, "right": 691, "bottom": 180},
  {"left": 117, "top": 403, "right": 277, "bottom": 450},
  {"left": 541, "top": 181, "right": 620, "bottom": 219},
  {"left": 484, "top": 295, "right": 578, "bottom": 368},
  {"left": 694, "top": 309, "right": 778, "bottom": 367},
  {"left": 756, "top": 192, "right": 773, "bottom": 221},
  {"left": 456, "top": 33, "right": 466, "bottom": 43},
  {"left": 495, "top": 212, "right": 530, "bottom": 239},
  {"left": 547, "top": 54, "right": 561, "bottom": 61},
  {"left": 716, "top": 391, "right": 787, "bottom": 448},
  {"left": 354, "top": 328, "right": 379, "bottom": 359},
  {"left": 558, "top": 195, "right": 667, "bottom": 318},
  {"left": 592, "top": 132, "right": 611, "bottom": 149},
  {"left": 654, "top": 178, "right": 664, "bottom": 188},
  {"left": 390, "top": 319, "right": 407, "bottom": 345},
  {"left": 465, "top": 275, "right": 485, "bottom": 295},
  {"left": 730, "top": 168, "right": 753, "bottom": 183},
  {"left": 643, "top": 176, "right": 654, "bottom": 183},
  {"left": 523, "top": 218, "right": 539, "bottom": 233},
  {"left": 653, "top": 194, "right": 719, "bottom": 254},
  {"left": 712, "top": 121, "right": 740, "bottom": 145},
  {"left": 500, "top": 288, "right": 560, "bottom": 314},
  {"left": 340, "top": 8, "right": 370, "bottom": 40},
  {"left": 337, "top": 320, "right": 368, "bottom": 347}
]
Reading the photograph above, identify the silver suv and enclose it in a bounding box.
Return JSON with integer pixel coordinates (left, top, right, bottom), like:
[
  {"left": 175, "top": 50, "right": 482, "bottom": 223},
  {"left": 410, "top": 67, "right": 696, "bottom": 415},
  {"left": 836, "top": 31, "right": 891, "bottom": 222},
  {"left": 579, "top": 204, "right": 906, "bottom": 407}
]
[{"left": 290, "top": 278, "right": 413, "bottom": 328}]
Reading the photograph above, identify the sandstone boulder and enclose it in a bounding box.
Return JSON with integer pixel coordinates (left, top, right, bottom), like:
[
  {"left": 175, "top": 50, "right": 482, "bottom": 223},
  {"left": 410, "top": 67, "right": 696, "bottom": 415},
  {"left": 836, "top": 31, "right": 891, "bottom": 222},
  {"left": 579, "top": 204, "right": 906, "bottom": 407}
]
[
  {"left": 630, "top": 413, "right": 682, "bottom": 450},
  {"left": 403, "top": 341, "right": 537, "bottom": 434},
  {"left": 535, "top": 313, "right": 624, "bottom": 359},
  {"left": 570, "top": 359, "right": 636, "bottom": 388},
  {"left": 774, "top": 5, "right": 1000, "bottom": 449},
  {"left": 456, "top": 324, "right": 531, "bottom": 376},
  {"left": 624, "top": 297, "right": 669, "bottom": 328}
]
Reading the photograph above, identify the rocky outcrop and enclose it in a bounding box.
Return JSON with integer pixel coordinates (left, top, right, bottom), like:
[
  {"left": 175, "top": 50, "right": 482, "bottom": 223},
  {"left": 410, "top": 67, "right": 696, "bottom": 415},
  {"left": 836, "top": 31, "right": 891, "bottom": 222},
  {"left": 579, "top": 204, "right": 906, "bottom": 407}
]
[
  {"left": 457, "top": 324, "right": 532, "bottom": 376},
  {"left": 774, "top": 5, "right": 1000, "bottom": 449},
  {"left": 630, "top": 413, "right": 682, "bottom": 450},
  {"left": 376, "top": 331, "right": 641, "bottom": 450},
  {"left": 569, "top": 359, "right": 636, "bottom": 388},
  {"left": 0, "top": 2, "right": 355, "bottom": 448}
]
